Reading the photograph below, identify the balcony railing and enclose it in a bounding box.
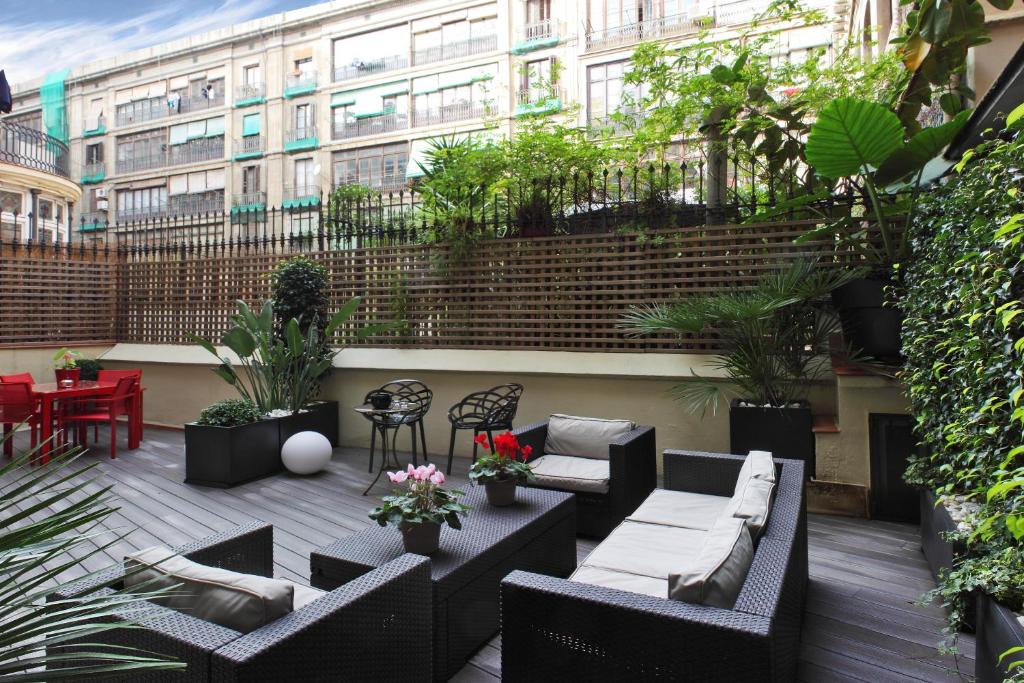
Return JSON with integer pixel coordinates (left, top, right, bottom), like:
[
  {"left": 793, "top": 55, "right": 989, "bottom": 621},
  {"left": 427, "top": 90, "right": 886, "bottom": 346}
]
[
  {"left": 115, "top": 152, "right": 167, "bottom": 175},
  {"left": 233, "top": 136, "right": 265, "bottom": 158},
  {"left": 81, "top": 161, "right": 106, "bottom": 183},
  {"left": 115, "top": 98, "right": 167, "bottom": 127},
  {"left": 78, "top": 211, "right": 109, "bottom": 231},
  {"left": 520, "top": 19, "right": 560, "bottom": 42},
  {"left": 285, "top": 70, "right": 318, "bottom": 97},
  {"left": 332, "top": 112, "right": 408, "bottom": 140},
  {"left": 412, "top": 101, "right": 488, "bottom": 127},
  {"left": 283, "top": 184, "right": 322, "bottom": 209},
  {"left": 588, "top": 111, "right": 645, "bottom": 136},
  {"left": 413, "top": 34, "right": 498, "bottom": 66},
  {"left": 173, "top": 91, "right": 225, "bottom": 115},
  {"left": 333, "top": 55, "right": 408, "bottom": 82},
  {"left": 585, "top": 12, "right": 710, "bottom": 51},
  {"left": 82, "top": 115, "right": 106, "bottom": 137},
  {"left": 232, "top": 191, "right": 267, "bottom": 209},
  {"left": 0, "top": 121, "right": 71, "bottom": 178},
  {"left": 169, "top": 138, "right": 225, "bottom": 166},
  {"left": 117, "top": 204, "right": 170, "bottom": 222},
  {"left": 285, "top": 126, "right": 318, "bottom": 152},
  {"left": 333, "top": 174, "right": 407, "bottom": 194},
  {"left": 515, "top": 87, "right": 564, "bottom": 116},
  {"left": 169, "top": 191, "right": 225, "bottom": 216},
  {"left": 234, "top": 82, "right": 265, "bottom": 104}
]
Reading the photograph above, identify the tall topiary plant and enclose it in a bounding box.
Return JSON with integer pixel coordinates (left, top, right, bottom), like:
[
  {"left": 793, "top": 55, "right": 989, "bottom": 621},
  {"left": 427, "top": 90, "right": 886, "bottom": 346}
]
[{"left": 271, "top": 257, "right": 329, "bottom": 338}]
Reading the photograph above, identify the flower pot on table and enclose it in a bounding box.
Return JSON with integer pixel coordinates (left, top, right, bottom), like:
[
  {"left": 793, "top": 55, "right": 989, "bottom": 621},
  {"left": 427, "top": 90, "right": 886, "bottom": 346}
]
[
  {"left": 400, "top": 521, "right": 442, "bottom": 555},
  {"left": 54, "top": 368, "right": 80, "bottom": 385},
  {"left": 485, "top": 479, "right": 518, "bottom": 507}
]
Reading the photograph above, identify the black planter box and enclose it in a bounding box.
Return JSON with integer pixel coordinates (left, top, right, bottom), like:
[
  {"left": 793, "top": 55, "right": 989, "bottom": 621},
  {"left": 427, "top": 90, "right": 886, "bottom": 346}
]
[
  {"left": 919, "top": 489, "right": 975, "bottom": 631},
  {"left": 278, "top": 400, "right": 339, "bottom": 446},
  {"left": 832, "top": 276, "right": 904, "bottom": 361},
  {"left": 184, "top": 418, "right": 282, "bottom": 488},
  {"left": 976, "top": 592, "right": 1024, "bottom": 683},
  {"left": 729, "top": 400, "right": 814, "bottom": 478}
]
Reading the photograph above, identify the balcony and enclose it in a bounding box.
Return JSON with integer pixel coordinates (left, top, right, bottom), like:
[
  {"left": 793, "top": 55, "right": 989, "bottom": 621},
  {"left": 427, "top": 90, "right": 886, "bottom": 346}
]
[
  {"left": 585, "top": 12, "right": 711, "bottom": 51},
  {"left": 332, "top": 112, "right": 408, "bottom": 140},
  {"left": 233, "top": 136, "right": 265, "bottom": 161},
  {"left": 169, "top": 191, "right": 225, "bottom": 216},
  {"left": 0, "top": 121, "right": 71, "bottom": 178},
  {"left": 82, "top": 115, "right": 106, "bottom": 138},
  {"left": 514, "top": 88, "right": 564, "bottom": 117},
  {"left": 412, "top": 101, "right": 489, "bottom": 128},
  {"left": 511, "top": 20, "right": 563, "bottom": 54},
  {"left": 334, "top": 55, "right": 408, "bottom": 83},
  {"left": 81, "top": 161, "right": 106, "bottom": 184},
  {"left": 169, "top": 137, "right": 225, "bottom": 166},
  {"left": 117, "top": 204, "right": 170, "bottom": 223},
  {"left": 173, "top": 91, "right": 225, "bottom": 115},
  {"left": 231, "top": 190, "right": 267, "bottom": 214},
  {"left": 333, "top": 174, "right": 407, "bottom": 194},
  {"left": 283, "top": 184, "right": 321, "bottom": 209},
  {"left": 285, "top": 71, "right": 318, "bottom": 99},
  {"left": 234, "top": 83, "right": 266, "bottom": 108},
  {"left": 115, "top": 98, "right": 167, "bottom": 127},
  {"left": 115, "top": 152, "right": 167, "bottom": 175},
  {"left": 285, "top": 126, "right": 318, "bottom": 153},
  {"left": 78, "top": 210, "right": 109, "bottom": 232},
  {"left": 412, "top": 34, "right": 498, "bottom": 66},
  {"left": 588, "top": 111, "right": 646, "bottom": 136}
]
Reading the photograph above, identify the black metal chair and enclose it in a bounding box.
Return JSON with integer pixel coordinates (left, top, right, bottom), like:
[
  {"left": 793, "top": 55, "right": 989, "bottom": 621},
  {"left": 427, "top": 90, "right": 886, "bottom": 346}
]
[
  {"left": 361, "top": 380, "right": 433, "bottom": 478},
  {"left": 446, "top": 383, "right": 524, "bottom": 474}
]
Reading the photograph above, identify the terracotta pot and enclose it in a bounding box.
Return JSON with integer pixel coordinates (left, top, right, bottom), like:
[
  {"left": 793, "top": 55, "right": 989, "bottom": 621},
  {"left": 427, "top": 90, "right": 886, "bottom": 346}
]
[
  {"left": 400, "top": 521, "right": 441, "bottom": 555},
  {"left": 54, "top": 368, "right": 80, "bottom": 385},
  {"left": 485, "top": 478, "right": 518, "bottom": 506}
]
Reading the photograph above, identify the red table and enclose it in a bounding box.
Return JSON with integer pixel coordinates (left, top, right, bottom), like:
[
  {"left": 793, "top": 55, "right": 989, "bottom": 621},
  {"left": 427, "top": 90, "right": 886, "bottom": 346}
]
[{"left": 30, "top": 380, "right": 143, "bottom": 460}]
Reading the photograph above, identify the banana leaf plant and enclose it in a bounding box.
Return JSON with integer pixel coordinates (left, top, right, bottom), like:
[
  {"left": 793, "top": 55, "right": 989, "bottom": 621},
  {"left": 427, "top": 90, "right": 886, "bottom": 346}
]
[{"left": 1, "top": 434, "right": 184, "bottom": 681}]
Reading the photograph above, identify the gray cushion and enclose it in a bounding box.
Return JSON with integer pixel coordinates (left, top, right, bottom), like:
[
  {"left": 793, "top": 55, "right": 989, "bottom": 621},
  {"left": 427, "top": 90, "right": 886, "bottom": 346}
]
[
  {"left": 289, "top": 581, "right": 326, "bottom": 610},
  {"left": 726, "top": 476, "right": 776, "bottom": 538},
  {"left": 569, "top": 564, "right": 668, "bottom": 599},
  {"left": 529, "top": 454, "right": 610, "bottom": 494},
  {"left": 544, "top": 414, "right": 635, "bottom": 460},
  {"left": 579, "top": 520, "right": 706, "bottom": 579},
  {"left": 627, "top": 489, "right": 731, "bottom": 531},
  {"left": 668, "top": 515, "right": 753, "bottom": 608},
  {"left": 124, "top": 546, "right": 294, "bottom": 634},
  {"left": 734, "top": 450, "right": 776, "bottom": 498}
]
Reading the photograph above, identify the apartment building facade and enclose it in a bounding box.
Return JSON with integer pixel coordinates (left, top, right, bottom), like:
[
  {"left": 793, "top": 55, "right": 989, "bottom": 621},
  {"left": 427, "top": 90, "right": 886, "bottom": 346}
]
[{"left": 3, "top": 0, "right": 840, "bottom": 243}]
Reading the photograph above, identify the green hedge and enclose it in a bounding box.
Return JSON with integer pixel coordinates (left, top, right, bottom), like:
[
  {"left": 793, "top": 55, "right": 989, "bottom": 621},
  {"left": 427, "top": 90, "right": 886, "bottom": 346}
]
[{"left": 902, "top": 132, "right": 1024, "bottom": 631}]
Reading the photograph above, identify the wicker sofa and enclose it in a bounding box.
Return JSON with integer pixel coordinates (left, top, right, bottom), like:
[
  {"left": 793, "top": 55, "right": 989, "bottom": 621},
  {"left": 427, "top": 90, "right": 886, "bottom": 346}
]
[
  {"left": 500, "top": 450, "right": 808, "bottom": 682},
  {"left": 49, "top": 522, "right": 432, "bottom": 682},
  {"left": 514, "top": 416, "right": 656, "bottom": 537}
]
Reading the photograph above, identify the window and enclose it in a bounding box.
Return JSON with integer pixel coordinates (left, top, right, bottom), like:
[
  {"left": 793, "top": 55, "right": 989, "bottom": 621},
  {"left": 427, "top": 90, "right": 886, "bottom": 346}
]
[
  {"left": 0, "top": 190, "right": 23, "bottom": 242},
  {"left": 587, "top": 60, "right": 645, "bottom": 125},
  {"left": 168, "top": 169, "right": 225, "bottom": 215},
  {"left": 295, "top": 57, "right": 314, "bottom": 78},
  {"left": 85, "top": 143, "right": 103, "bottom": 164},
  {"left": 413, "top": 7, "right": 497, "bottom": 64},
  {"left": 5, "top": 111, "right": 42, "bottom": 131},
  {"left": 242, "top": 165, "right": 261, "bottom": 194},
  {"left": 116, "top": 129, "right": 166, "bottom": 172},
  {"left": 87, "top": 98, "right": 105, "bottom": 130},
  {"left": 294, "top": 103, "right": 312, "bottom": 132},
  {"left": 332, "top": 25, "right": 410, "bottom": 81},
  {"left": 332, "top": 143, "right": 408, "bottom": 190},
  {"left": 242, "top": 113, "right": 261, "bottom": 137},
  {"left": 526, "top": 0, "right": 551, "bottom": 23},
  {"left": 521, "top": 57, "right": 557, "bottom": 103},
  {"left": 590, "top": 0, "right": 686, "bottom": 31},
  {"left": 117, "top": 186, "right": 169, "bottom": 220},
  {"left": 244, "top": 64, "right": 261, "bottom": 87},
  {"left": 0, "top": 190, "right": 22, "bottom": 215},
  {"left": 294, "top": 158, "right": 316, "bottom": 195}
]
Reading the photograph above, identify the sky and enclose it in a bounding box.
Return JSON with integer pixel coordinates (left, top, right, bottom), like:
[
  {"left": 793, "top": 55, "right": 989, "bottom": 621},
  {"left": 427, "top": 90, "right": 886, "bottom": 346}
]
[{"left": 0, "top": 0, "right": 321, "bottom": 86}]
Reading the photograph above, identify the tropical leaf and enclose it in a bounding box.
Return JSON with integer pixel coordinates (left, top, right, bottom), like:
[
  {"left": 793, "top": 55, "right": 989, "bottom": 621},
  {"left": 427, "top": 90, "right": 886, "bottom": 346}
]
[
  {"left": 805, "top": 98, "right": 905, "bottom": 179},
  {"left": 874, "top": 110, "right": 970, "bottom": 185}
]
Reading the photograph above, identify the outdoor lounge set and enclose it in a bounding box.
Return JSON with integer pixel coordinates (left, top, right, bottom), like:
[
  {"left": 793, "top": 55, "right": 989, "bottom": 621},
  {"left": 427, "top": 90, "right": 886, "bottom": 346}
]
[{"left": 48, "top": 413, "right": 806, "bottom": 682}]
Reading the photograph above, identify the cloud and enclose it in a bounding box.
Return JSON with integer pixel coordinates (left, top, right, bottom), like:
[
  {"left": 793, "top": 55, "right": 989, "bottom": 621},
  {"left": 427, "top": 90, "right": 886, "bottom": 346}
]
[{"left": 0, "top": 0, "right": 279, "bottom": 87}]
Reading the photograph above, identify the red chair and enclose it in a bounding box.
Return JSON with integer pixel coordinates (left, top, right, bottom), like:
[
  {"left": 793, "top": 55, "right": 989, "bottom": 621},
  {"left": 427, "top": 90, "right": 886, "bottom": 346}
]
[
  {"left": 97, "top": 369, "right": 143, "bottom": 447},
  {"left": 0, "top": 382, "right": 42, "bottom": 458},
  {"left": 62, "top": 377, "right": 138, "bottom": 459},
  {"left": 1, "top": 373, "right": 36, "bottom": 384}
]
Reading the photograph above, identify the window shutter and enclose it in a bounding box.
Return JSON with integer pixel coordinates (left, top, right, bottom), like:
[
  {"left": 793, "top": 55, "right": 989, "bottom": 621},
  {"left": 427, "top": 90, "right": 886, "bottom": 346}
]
[{"left": 242, "top": 113, "right": 260, "bottom": 137}]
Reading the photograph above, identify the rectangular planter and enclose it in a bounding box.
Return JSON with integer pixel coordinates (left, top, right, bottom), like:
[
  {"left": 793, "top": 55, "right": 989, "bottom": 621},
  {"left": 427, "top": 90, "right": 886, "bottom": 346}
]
[
  {"left": 976, "top": 592, "right": 1024, "bottom": 683},
  {"left": 729, "top": 400, "right": 814, "bottom": 478},
  {"left": 184, "top": 418, "right": 282, "bottom": 488},
  {"left": 278, "top": 400, "right": 339, "bottom": 446},
  {"left": 919, "top": 489, "right": 975, "bottom": 631}
]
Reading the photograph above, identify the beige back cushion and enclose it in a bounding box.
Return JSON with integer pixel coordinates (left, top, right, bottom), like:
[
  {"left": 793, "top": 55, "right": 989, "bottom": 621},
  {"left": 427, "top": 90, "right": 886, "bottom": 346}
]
[
  {"left": 124, "top": 546, "right": 294, "bottom": 634},
  {"left": 727, "top": 476, "right": 776, "bottom": 538},
  {"left": 669, "top": 516, "right": 753, "bottom": 608},
  {"left": 544, "top": 414, "right": 635, "bottom": 460},
  {"left": 734, "top": 450, "right": 776, "bottom": 497}
]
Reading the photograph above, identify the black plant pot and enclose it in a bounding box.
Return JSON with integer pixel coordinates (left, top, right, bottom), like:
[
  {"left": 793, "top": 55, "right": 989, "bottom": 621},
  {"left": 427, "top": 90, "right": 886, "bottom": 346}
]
[
  {"left": 919, "top": 489, "right": 975, "bottom": 631},
  {"left": 729, "top": 400, "right": 814, "bottom": 478},
  {"left": 976, "top": 592, "right": 1024, "bottom": 683},
  {"left": 184, "top": 418, "right": 282, "bottom": 488},
  {"left": 832, "top": 276, "right": 904, "bottom": 362},
  {"left": 279, "top": 400, "right": 340, "bottom": 447}
]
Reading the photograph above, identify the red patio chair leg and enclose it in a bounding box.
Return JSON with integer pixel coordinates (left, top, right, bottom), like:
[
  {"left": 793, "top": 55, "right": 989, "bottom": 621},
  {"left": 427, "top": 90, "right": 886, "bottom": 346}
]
[
  {"left": 3, "top": 423, "right": 11, "bottom": 458},
  {"left": 109, "top": 418, "right": 117, "bottom": 459}
]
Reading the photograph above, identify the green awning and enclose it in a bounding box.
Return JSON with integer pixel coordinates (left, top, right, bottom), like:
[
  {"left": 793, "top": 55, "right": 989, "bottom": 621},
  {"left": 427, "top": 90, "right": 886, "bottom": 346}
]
[
  {"left": 242, "top": 114, "right": 260, "bottom": 137},
  {"left": 234, "top": 96, "right": 265, "bottom": 108},
  {"left": 169, "top": 124, "right": 189, "bottom": 145},
  {"left": 510, "top": 35, "right": 560, "bottom": 55},
  {"left": 186, "top": 120, "right": 207, "bottom": 140},
  {"left": 281, "top": 195, "right": 321, "bottom": 209},
  {"left": 205, "top": 117, "right": 225, "bottom": 138},
  {"left": 230, "top": 203, "right": 266, "bottom": 214},
  {"left": 331, "top": 94, "right": 356, "bottom": 108}
]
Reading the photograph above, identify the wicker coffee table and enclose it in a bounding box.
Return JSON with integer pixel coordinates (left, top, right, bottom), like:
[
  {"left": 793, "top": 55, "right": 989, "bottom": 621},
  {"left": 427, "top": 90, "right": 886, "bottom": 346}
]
[{"left": 310, "top": 487, "right": 576, "bottom": 681}]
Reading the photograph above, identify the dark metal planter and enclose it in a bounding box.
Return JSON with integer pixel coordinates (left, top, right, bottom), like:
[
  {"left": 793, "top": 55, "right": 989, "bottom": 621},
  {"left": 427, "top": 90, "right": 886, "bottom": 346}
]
[
  {"left": 832, "top": 276, "right": 903, "bottom": 362},
  {"left": 729, "top": 400, "right": 814, "bottom": 478},
  {"left": 919, "top": 489, "right": 975, "bottom": 631},
  {"left": 278, "top": 400, "right": 340, "bottom": 446},
  {"left": 976, "top": 591, "right": 1024, "bottom": 683},
  {"left": 184, "top": 418, "right": 282, "bottom": 488}
]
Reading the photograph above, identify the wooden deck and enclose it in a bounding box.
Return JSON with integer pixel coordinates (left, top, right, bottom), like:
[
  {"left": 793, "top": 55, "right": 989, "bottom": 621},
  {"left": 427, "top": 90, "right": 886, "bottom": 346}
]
[{"left": 9, "top": 427, "right": 974, "bottom": 682}]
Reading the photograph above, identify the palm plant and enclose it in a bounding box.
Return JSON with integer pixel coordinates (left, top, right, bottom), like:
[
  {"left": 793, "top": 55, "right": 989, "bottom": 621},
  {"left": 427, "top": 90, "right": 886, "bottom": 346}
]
[
  {"left": 622, "top": 260, "right": 860, "bottom": 415},
  {"left": 1, "top": 434, "right": 183, "bottom": 680}
]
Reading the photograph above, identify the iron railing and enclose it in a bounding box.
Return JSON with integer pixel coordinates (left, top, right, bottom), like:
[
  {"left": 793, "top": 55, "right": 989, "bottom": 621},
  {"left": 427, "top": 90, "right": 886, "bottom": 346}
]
[
  {"left": 115, "top": 98, "right": 167, "bottom": 127},
  {"left": 413, "top": 34, "right": 498, "bottom": 66},
  {"left": 519, "top": 19, "right": 561, "bottom": 42},
  {"left": 169, "top": 138, "right": 225, "bottom": 165},
  {"left": 286, "top": 70, "right": 318, "bottom": 93},
  {"left": 0, "top": 121, "right": 71, "bottom": 178},
  {"left": 82, "top": 161, "right": 105, "bottom": 178},
  {"left": 284, "top": 184, "right": 322, "bottom": 202},
  {"left": 233, "top": 136, "right": 265, "bottom": 157},
  {"left": 117, "top": 205, "right": 170, "bottom": 222},
  {"left": 333, "top": 55, "right": 409, "bottom": 82},
  {"left": 588, "top": 111, "right": 646, "bottom": 136},
  {"left": 115, "top": 152, "right": 166, "bottom": 175},
  {"left": 286, "top": 125, "right": 318, "bottom": 144},
  {"left": 412, "top": 101, "right": 489, "bottom": 127},
  {"left": 586, "top": 12, "right": 711, "bottom": 51},
  {"left": 79, "top": 211, "right": 110, "bottom": 228},
  {"left": 169, "top": 192, "right": 225, "bottom": 216},
  {"left": 174, "top": 91, "right": 225, "bottom": 114},
  {"left": 332, "top": 112, "right": 408, "bottom": 140},
  {"left": 232, "top": 190, "right": 267, "bottom": 208},
  {"left": 235, "top": 82, "right": 265, "bottom": 102},
  {"left": 516, "top": 87, "right": 565, "bottom": 108}
]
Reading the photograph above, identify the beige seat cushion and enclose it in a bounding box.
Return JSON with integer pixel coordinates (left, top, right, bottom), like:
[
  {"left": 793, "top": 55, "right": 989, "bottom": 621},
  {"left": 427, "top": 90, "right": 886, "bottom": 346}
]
[
  {"left": 727, "top": 476, "right": 776, "bottom": 538},
  {"left": 627, "top": 489, "right": 731, "bottom": 531},
  {"left": 579, "top": 520, "right": 706, "bottom": 579},
  {"left": 289, "top": 581, "right": 326, "bottom": 610},
  {"left": 569, "top": 564, "right": 668, "bottom": 599},
  {"left": 735, "top": 450, "right": 776, "bottom": 497},
  {"left": 125, "top": 546, "right": 294, "bottom": 634},
  {"left": 669, "top": 515, "right": 753, "bottom": 608},
  {"left": 530, "top": 454, "right": 610, "bottom": 494},
  {"left": 544, "top": 414, "right": 635, "bottom": 460}
]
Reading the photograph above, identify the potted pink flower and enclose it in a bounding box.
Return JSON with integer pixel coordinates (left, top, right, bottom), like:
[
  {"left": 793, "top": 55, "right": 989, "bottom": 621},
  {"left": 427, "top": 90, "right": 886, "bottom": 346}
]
[
  {"left": 369, "top": 464, "right": 469, "bottom": 555},
  {"left": 468, "top": 432, "right": 535, "bottom": 506},
  {"left": 52, "top": 347, "right": 81, "bottom": 385}
]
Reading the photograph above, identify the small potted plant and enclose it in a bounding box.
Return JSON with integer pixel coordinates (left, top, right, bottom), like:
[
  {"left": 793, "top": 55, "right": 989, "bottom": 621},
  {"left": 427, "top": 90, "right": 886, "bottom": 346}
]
[
  {"left": 52, "top": 348, "right": 81, "bottom": 385},
  {"left": 369, "top": 464, "right": 469, "bottom": 555},
  {"left": 468, "top": 432, "right": 535, "bottom": 506},
  {"left": 184, "top": 398, "right": 280, "bottom": 488}
]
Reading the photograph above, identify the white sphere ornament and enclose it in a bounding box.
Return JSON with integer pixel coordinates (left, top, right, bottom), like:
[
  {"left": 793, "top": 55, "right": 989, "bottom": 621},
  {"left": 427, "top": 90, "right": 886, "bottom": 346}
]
[{"left": 281, "top": 431, "right": 332, "bottom": 475}]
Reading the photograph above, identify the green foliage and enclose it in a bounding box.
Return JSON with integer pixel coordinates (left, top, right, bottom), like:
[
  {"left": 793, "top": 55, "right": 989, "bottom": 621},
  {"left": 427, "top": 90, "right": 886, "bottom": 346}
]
[
  {"left": 196, "top": 398, "right": 261, "bottom": 427},
  {"left": 368, "top": 468, "right": 469, "bottom": 529},
  {"left": 271, "top": 257, "right": 329, "bottom": 337},
  {"left": 52, "top": 347, "right": 80, "bottom": 369},
  {"left": 0, "top": 437, "right": 184, "bottom": 680},
  {"left": 76, "top": 358, "right": 102, "bottom": 381},
  {"left": 622, "top": 260, "right": 859, "bottom": 414},
  {"left": 901, "top": 133, "right": 1024, "bottom": 632}
]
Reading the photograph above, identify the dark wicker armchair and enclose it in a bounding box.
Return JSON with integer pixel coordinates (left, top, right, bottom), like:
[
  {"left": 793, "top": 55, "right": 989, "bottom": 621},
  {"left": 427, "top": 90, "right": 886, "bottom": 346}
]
[
  {"left": 49, "top": 522, "right": 433, "bottom": 682},
  {"left": 500, "top": 451, "right": 808, "bottom": 682},
  {"left": 513, "top": 418, "right": 656, "bottom": 538}
]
